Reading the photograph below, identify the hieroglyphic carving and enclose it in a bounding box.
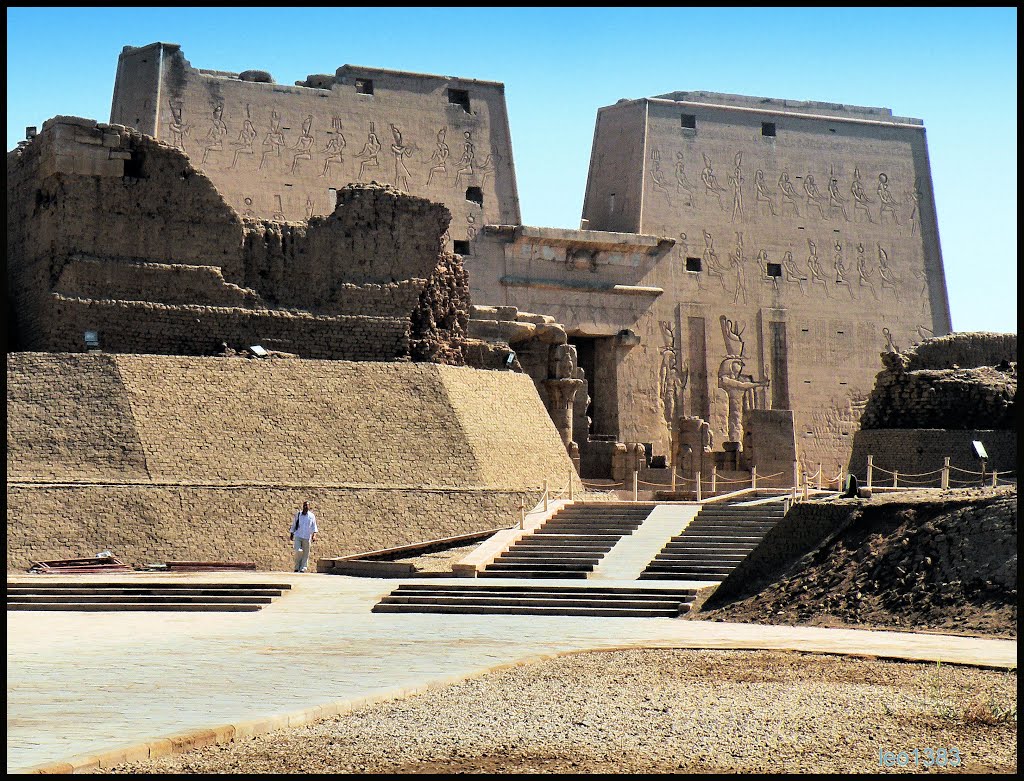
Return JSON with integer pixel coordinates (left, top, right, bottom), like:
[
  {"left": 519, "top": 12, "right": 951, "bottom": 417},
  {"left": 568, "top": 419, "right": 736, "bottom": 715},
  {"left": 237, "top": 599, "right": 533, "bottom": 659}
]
[
  {"left": 754, "top": 169, "right": 777, "bottom": 216},
  {"left": 833, "top": 240, "right": 856, "bottom": 299},
  {"left": 271, "top": 194, "right": 286, "bottom": 221},
  {"left": 167, "top": 100, "right": 190, "bottom": 153},
  {"left": 479, "top": 149, "right": 501, "bottom": 189},
  {"left": 806, "top": 239, "right": 831, "bottom": 298},
  {"left": 876, "top": 244, "right": 900, "bottom": 301},
  {"left": 703, "top": 230, "right": 729, "bottom": 291},
  {"left": 389, "top": 124, "right": 414, "bottom": 191},
  {"left": 320, "top": 117, "right": 346, "bottom": 178},
  {"left": 877, "top": 173, "right": 900, "bottom": 225},
  {"left": 674, "top": 151, "right": 696, "bottom": 207},
  {"left": 855, "top": 242, "right": 879, "bottom": 300},
  {"left": 229, "top": 105, "right": 257, "bottom": 169},
  {"left": 650, "top": 148, "right": 670, "bottom": 197},
  {"left": 426, "top": 128, "right": 449, "bottom": 185},
  {"left": 305, "top": 194, "right": 315, "bottom": 220},
  {"left": 908, "top": 177, "right": 924, "bottom": 236},
  {"left": 356, "top": 122, "right": 382, "bottom": 181},
  {"left": 717, "top": 314, "right": 769, "bottom": 443},
  {"left": 910, "top": 266, "right": 929, "bottom": 314},
  {"left": 804, "top": 173, "right": 826, "bottom": 218},
  {"left": 782, "top": 250, "right": 807, "bottom": 295},
  {"left": 701, "top": 153, "right": 726, "bottom": 210},
  {"left": 200, "top": 103, "right": 227, "bottom": 165},
  {"left": 882, "top": 327, "right": 900, "bottom": 354},
  {"left": 778, "top": 171, "right": 801, "bottom": 216},
  {"left": 466, "top": 213, "right": 477, "bottom": 241},
  {"left": 454, "top": 130, "right": 475, "bottom": 187},
  {"left": 658, "top": 319, "right": 688, "bottom": 456},
  {"left": 758, "top": 248, "right": 778, "bottom": 291},
  {"left": 728, "top": 152, "right": 744, "bottom": 220},
  {"left": 850, "top": 167, "right": 875, "bottom": 223},
  {"left": 915, "top": 324, "right": 935, "bottom": 342},
  {"left": 259, "top": 111, "right": 285, "bottom": 171},
  {"left": 729, "top": 231, "right": 748, "bottom": 304},
  {"left": 242, "top": 196, "right": 256, "bottom": 219},
  {"left": 290, "top": 115, "right": 314, "bottom": 174},
  {"left": 827, "top": 168, "right": 851, "bottom": 221}
]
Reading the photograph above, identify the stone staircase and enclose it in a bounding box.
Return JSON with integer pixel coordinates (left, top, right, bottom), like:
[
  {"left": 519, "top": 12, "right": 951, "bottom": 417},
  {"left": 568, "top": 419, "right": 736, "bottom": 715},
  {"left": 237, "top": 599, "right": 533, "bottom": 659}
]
[
  {"left": 373, "top": 582, "right": 698, "bottom": 617},
  {"left": 480, "top": 503, "right": 657, "bottom": 579},
  {"left": 640, "top": 499, "right": 787, "bottom": 581},
  {"left": 6, "top": 581, "right": 291, "bottom": 612}
]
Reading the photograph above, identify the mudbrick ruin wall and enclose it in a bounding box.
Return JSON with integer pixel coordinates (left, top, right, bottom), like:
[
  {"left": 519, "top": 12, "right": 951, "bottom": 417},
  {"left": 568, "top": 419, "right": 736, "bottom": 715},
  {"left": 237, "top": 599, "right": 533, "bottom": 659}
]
[
  {"left": 6, "top": 117, "right": 469, "bottom": 362},
  {"left": 849, "top": 333, "right": 1017, "bottom": 478},
  {"left": 6, "top": 353, "right": 581, "bottom": 571}
]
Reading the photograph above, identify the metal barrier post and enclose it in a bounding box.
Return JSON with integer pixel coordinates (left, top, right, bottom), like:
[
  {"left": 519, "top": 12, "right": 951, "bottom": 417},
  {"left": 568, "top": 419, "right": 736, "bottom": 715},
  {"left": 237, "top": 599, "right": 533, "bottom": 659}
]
[
  {"left": 751, "top": 466, "right": 757, "bottom": 491},
  {"left": 803, "top": 473, "right": 809, "bottom": 500},
  {"left": 519, "top": 501, "right": 525, "bottom": 530},
  {"left": 817, "top": 463, "right": 822, "bottom": 491},
  {"left": 543, "top": 479, "right": 549, "bottom": 512},
  {"left": 866, "top": 455, "right": 873, "bottom": 490},
  {"left": 892, "top": 470, "right": 898, "bottom": 489},
  {"left": 671, "top": 468, "right": 677, "bottom": 493},
  {"left": 696, "top": 471, "right": 702, "bottom": 502},
  {"left": 711, "top": 466, "right": 717, "bottom": 494},
  {"left": 569, "top": 468, "right": 574, "bottom": 501},
  {"left": 632, "top": 471, "right": 638, "bottom": 502},
  {"left": 992, "top": 470, "right": 998, "bottom": 489},
  {"left": 941, "top": 457, "right": 950, "bottom": 489},
  {"left": 792, "top": 460, "right": 799, "bottom": 490},
  {"left": 838, "top": 466, "right": 846, "bottom": 492}
]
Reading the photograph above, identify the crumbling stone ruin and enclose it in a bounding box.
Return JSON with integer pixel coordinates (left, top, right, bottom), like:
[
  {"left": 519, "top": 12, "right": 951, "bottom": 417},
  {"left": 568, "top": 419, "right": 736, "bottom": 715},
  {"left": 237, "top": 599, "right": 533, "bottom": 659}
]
[{"left": 6, "top": 118, "right": 469, "bottom": 363}]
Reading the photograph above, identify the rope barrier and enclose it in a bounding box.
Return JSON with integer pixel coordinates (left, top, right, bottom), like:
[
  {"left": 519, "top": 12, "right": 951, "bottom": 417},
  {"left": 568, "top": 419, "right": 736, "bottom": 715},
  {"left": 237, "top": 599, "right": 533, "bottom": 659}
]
[
  {"left": 948, "top": 465, "right": 986, "bottom": 475},
  {"left": 894, "top": 475, "right": 942, "bottom": 487}
]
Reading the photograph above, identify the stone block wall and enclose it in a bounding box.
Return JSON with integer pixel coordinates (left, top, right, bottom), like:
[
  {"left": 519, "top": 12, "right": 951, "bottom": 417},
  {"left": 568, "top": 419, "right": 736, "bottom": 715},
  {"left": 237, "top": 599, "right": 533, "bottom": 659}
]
[
  {"left": 903, "top": 332, "right": 1017, "bottom": 371},
  {"left": 7, "top": 353, "right": 580, "bottom": 570},
  {"left": 848, "top": 429, "right": 1017, "bottom": 481}
]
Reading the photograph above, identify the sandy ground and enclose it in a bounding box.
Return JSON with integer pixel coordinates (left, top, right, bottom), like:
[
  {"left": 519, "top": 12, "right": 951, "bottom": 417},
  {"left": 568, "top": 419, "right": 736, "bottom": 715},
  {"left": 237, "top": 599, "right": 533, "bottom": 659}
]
[{"left": 107, "top": 648, "right": 1016, "bottom": 774}]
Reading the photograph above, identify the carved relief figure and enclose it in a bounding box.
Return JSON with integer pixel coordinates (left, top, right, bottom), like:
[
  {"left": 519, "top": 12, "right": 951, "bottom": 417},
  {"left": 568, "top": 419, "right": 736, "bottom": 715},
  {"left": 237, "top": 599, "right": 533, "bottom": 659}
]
[
  {"left": 782, "top": 250, "right": 807, "bottom": 295},
  {"left": 758, "top": 248, "right": 778, "bottom": 290},
  {"left": 167, "top": 101, "right": 190, "bottom": 153},
  {"left": 650, "top": 148, "right": 670, "bottom": 196},
  {"left": 454, "top": 130, "right": 476, "bottom": 187},
  {"left": 728, "top": 152, "right": 744, "bottom": 220},
  {"left": 803, "top": 173, "right": 826, "bottom": 218},
  {"left": 754, "top": 169, "right": 777, "bottom": 216},
  {"left": 908, "top": 177, "right": 924, "bottom": 236},
  {"left": 850, "top": 167, "right": 875, "bottom": 223},
  {"left": 916, "top": 324, "right": 935, "bottom": 342},
  {"left": 259, "top": 111, "right": 285, "bottom": 171},
  {"left": 778, "top": 171, "right": 801, "bottom": 216},
  {"left": 703, "top": 230, "right": 729, "bottom": 291},
  {"left": 855, "top": 242, "right": 879, "bottom": 299},
  {"left": 426, "top": 128, "right": 449, "bottom": 185},
  {"left": 720, "top": 314, "right": 746, "bottom": 358},
  {"left": 200, "top": 104, "right": 228, "bottom": 164},
  {"left": 389, "top": 124, "right": 414, "bottom": 191},
  {"left": 658, "top": 320, "right": 688, "bottom": 451},
  {"left": 729, "top": 232, "right": 748, "bottom": 304},
  {"left": 717, "top": 314, "right": 769, "bottom": 443},
  {"left": 305, "top": 194, "right": 315, "bottom": 220},
  {"left": 701, "top": 153, "right": 726, "bottom": 210},
  {"left": 290, "top": 115, "right": 315, "bottom": 174},
  {"left": 356, "top": 123, "right": 382, "bottom": 181},
  {"left": 320, "top": 117, "right": 346, "bottom": 178},
  {"left": 272, "top": 193, "right": 286, "bottom": 221},
  {"left": 674, "top": 151, "right": 695, "bottom": 207},
  {"left": 910, "top": 266, "right": 929, "bottom": 314},
  {"left": 827, "top": 169, "right": 851, "bottom": 221},
  {"left": 833, "top": 241, "right": 856, "bottom": 299},
  {"left": 479, "top": 149, "right": 501, "bottom": 189},
  {"left": 882, "top": 327, "right": 900, "bottom": 354},
  {"left": 806, "top": 238, "right": 830, "bottom": 297},
  {"left": 466, "top": 213, "right": 477, "bottom": 241},
  {"left": 229, "top": 107, "right": 258, "bottom": 169},
  {"left": 877, "top": 173, "right": 900, "bottom": 225},
  {"left": 876, "top": 244, "right": 900, "bottom": 301}
]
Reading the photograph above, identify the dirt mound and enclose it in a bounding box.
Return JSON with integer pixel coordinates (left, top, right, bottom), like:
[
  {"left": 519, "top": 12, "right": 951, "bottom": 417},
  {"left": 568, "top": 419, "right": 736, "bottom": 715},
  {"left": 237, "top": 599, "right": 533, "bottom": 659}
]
[{"left": 705, "top": 488, "right": 1017, "bottom": 637}]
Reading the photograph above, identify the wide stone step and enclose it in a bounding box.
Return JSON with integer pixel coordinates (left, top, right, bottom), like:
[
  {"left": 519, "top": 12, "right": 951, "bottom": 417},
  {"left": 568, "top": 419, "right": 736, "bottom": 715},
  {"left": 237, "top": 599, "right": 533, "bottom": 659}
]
[
  {"left": 379, "top": 595, "right": 683, "bottom": 610},
  {"left": 6, "top": 582, "right": 292, "bottom": 590},
  {"left": 493, "top": 556, "right": 603, "bottom": 565},
  {"left": 639, "top": 572, "right": 725, "bottom": 581},
  {"left": 392, "top": 584, "right": 699, "bottom": 597},
  {"left": 7, "top": 594, "right": 273, "bottom": 604},
  {"left": 388, "top": 590, "right": 697, "bottom": 602},
  {"left": 7, "top": 602, "right": 264, "bottom": 612},
  {"left": 651, "top": 554, "right": 748, "bottom": 563},
  {"left": 372, "top": 603, "right": 681, "bottom": 617},
  {"left": 507, "top": 543, "right": 612, "bottom": 552},
  {"left": 476, "top": 571, "right": 590, "bottom": 579},
  {"left": 7, "top": 588, "right": 284, "bottom": 598},
  {"left": 485, "top": 562, "right": 595, "bottom": 571}
]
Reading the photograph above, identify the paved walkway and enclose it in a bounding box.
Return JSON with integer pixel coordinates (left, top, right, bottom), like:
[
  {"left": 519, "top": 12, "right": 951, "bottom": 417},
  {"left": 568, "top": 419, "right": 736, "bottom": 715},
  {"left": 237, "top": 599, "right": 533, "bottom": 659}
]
[
  {"left": 6, "top": 571, "right": 1017, "bottom": 772},
  {"left": 591, "top": 504, "right": 698, "bottom": 581}
]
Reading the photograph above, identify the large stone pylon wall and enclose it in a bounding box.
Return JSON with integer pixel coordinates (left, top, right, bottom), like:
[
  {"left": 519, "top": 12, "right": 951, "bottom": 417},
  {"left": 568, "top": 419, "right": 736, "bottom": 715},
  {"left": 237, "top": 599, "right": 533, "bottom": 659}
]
[
  {"left": 110, "top": 42, "right": 521, "bottom": 250},
  {"left": 560, "top": 91, "right": 954, "bottom": 473}
]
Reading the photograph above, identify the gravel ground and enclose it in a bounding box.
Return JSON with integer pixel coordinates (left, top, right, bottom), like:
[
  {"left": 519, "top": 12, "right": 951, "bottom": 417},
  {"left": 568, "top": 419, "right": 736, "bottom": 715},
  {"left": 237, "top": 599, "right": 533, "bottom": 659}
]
[{"left": 107, "top": 649, "right": 1016, "bottom": 774}]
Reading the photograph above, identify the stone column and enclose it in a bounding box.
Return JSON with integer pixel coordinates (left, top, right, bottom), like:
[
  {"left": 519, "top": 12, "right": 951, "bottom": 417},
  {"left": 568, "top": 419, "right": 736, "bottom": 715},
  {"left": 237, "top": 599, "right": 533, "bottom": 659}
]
[{"left": 543, "top": 378, "right": 583, "bottom": 453}]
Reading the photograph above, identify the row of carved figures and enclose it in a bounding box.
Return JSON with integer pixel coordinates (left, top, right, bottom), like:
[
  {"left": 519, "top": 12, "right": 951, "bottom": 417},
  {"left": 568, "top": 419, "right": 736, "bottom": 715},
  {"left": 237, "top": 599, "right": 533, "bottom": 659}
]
[
  {"left": 166, "top": 101, "right": 501, "bottom": 190},
  {"left": 649, "top": 148, "right": 925, "bottom": 233}
]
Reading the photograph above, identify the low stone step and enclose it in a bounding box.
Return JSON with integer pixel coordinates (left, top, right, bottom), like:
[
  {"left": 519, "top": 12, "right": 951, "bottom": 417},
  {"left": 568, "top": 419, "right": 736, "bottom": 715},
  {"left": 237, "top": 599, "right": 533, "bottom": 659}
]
[
  {"left": 651, "top": 554, "right": 747, "bottom": 563},
  {"left": 485, "top": 562, "right": 595, "bottom": 571},
  {"left": 379, "top": 595, "right": 683, "bottom": 610},
  {"left": 388, "top": 590, "right": 697, "bottom": 602},
  {"left": 372, "top": 603, "right": 681, "bottom": 617},
  {"left": 7, "top": 594, "right": 273, "bottom": 604},
  {"left": 6, "top": 588, "right": 284, "bottom": 598},
  {"left": 477, "top": 571, "right": 589, "bottom": 579},
  {"left": 392, "top": 584, "right": 699, "bottom": 597},
  {"left": 639, "top": 572, "right": 724, "bottom": 581},
  {"left": 7, "top": 602, "right": 264, "bottom": 612},
  {"left": 5, "top": 582, "right": 292, "bottom": 590}
]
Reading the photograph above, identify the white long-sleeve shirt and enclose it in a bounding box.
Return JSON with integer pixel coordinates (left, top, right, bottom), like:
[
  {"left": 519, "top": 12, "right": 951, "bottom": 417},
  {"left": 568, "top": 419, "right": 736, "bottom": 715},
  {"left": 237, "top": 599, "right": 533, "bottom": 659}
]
[{"left": 291, "top": 510, "right": 318, "bottom": 540}]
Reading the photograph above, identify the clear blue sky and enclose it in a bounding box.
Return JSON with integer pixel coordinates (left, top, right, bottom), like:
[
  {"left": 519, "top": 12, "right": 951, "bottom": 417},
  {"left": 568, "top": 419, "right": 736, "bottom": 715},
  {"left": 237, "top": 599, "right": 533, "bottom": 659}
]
[{"left": 6, "top": 7, "right": 1017, "bottom": 333}]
